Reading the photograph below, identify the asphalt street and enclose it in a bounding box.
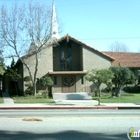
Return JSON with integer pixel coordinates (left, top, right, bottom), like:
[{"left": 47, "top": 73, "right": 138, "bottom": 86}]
[
  {"left": 0, "top": 109, "right": 139, "bottom": 140},
  {"left": 0, "top": 109, "right": 140, "bottom": 117}
]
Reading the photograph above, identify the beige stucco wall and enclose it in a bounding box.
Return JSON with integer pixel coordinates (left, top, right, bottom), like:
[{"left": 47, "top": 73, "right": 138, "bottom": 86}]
[
  {"left": 82, "top": 45, "right": 112, "bottom": 92},
  {"left": 23, "top": 45, "right": 53, "bottom": 92},
  {"left": 75, "top": 75, "right": 85, "bottom": 92},
  {"left": 51, "top": 75, "right": 62, "bottom": 93},
  {"left": 83, "top": 46, "right": 111, "bottom": 70},
  {"left": 23, "top": 46, "right": 53, "bottom": 79}
]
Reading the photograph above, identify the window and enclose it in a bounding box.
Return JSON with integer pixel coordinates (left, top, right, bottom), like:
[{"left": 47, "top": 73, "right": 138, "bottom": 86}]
[
  {"left": 60, "top": 46, "right": 65, "bottom": 71},
  {"left": 54, "top": 76, "right": 57, "bottom": 85},
  {"left": 60, "top": 44, "right": 72, "bottom": 71},
  {"left": 81, "top": 76, "right": 84, "bottom": 84},
  {"left": 67, "top": 45, "right": 72, "bottom": 70}
]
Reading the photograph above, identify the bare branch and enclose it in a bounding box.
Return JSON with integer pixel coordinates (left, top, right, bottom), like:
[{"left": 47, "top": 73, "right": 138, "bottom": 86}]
[
  {"left": 109, "top": 41, "right": 129, "bottom": 52},
  {"left": 0, "top": 2, "right": 56, "bottom": 96}
]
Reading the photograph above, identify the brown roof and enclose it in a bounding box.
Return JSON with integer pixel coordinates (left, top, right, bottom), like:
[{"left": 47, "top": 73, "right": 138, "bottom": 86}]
[
  {"left": 21, "top": 35, "right": 114, "bottom": 61},
  {"left": 57, "top": 35, "right": 114, "bottom": 61},
  {"left": 104, "top": 52, "right": 140, "bottom": 68}
]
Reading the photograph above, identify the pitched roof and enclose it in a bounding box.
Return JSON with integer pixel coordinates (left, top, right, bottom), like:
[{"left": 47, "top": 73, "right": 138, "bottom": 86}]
[
  {"left": 21, "top": 41, "right": 53, "bottom": 59},
  {"left": 21, "top": 35, "right": 115, "bottom": 61},
  {"left": 57, "top": 35, "right": 114, "bottom": 61},
  {"left": 104, "top": 52, "right": 140, "bottom": 68}
]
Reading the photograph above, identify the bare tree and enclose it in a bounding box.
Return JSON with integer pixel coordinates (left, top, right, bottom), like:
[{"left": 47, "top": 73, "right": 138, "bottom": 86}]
[
  {"left": 0, "top": 2, "right": 54, "bottom": 96},
  {"left": 109, "top": 41, "right": 129, "bottom": 52}
]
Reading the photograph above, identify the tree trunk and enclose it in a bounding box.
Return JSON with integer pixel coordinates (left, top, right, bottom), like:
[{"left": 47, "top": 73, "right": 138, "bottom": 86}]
[
  {"left": 45, "top": 87, "right": 49, "bottom": 98},
  {"left": 111, "top": 90, "right": 115, "bottom": 97},
  {"left": 33, "top": 82, "right": 37, "bottom": 97},
  {"left": 33, "top": 51, "right": 39, "bottom": 96},
  {"left": 98, "top": 98, "right": 101, "bottom": 105},
  {"left": 98, "top": 86, "right": 101, "bottom": 105},
  {"left": 115, "top": 86, "right": 121, "bottom": 97}
]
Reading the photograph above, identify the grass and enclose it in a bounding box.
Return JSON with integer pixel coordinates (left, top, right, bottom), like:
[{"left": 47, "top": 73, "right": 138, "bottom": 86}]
[
  {"left": 93, "top": 93, "right": 140, "bottom": 103},
  {"left": 0, "top": 91, "right": 4, "bottom": 103},
  {"left": 12, "top": 95, "right": 55, "bottom": 103}
]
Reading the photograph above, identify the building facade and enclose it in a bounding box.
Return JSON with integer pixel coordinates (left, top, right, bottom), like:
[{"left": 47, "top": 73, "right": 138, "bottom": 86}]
[
  {"left": 18, "top": 35, "right": 114, "bottom": 95},
  {"left": 16, "top": 2, "right": 114, "bottom": 95}
]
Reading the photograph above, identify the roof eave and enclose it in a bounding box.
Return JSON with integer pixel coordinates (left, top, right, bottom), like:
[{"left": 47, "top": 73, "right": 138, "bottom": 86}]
[{"left": 57, "top": 35, "right": 115, "bottom": 61}]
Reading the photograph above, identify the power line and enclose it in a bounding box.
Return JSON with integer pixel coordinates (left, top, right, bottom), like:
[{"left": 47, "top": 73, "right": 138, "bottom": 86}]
[
  {"left": 79, "top": 37, "right": 140, "bottom": 40},
  {"left": 57, "top": 0, "right": 119, "bottom": 7},
  {"left": 0, "top": 36, "right": 140, "bottom": 42}
]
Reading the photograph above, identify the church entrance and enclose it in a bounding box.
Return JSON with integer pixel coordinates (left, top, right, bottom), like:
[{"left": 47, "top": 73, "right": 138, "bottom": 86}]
[{"left": 62, "top": 75, "right": 76, "bottom": 93}]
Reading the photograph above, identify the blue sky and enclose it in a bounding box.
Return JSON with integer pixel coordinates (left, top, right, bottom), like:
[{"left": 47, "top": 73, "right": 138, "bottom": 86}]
[{"left": 1, "top": 0, "right": 140, "bottom": 52}]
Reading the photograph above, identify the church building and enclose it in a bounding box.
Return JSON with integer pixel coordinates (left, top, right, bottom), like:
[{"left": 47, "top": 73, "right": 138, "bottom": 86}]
[{"left": 17, "top": 2, "right": 114, "bottom": 97}]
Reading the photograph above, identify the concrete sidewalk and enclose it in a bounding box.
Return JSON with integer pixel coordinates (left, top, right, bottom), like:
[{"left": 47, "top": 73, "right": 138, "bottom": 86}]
[
  {"left": 0, "top": 99, "right": 140, "bottom": 110},
  {"left": 1, "top": 92, "right": 140, "bottom": 110},
  {"left": 2, "top": 92, "right": 14, "bottom": 104}
]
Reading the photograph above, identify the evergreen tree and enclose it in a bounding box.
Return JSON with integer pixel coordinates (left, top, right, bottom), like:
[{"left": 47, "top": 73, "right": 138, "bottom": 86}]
[
  {"left": 0, "top": 50, "right": 5, "bottom": 75},
  {"left": 109, "top": 66, "right": 135, "bottom": 96},
  {"left": 5, "top": 58, "right": 21, "bottom": 95},
  {"left": 85, "top": 69, "right": 114, "bottom": 105}
]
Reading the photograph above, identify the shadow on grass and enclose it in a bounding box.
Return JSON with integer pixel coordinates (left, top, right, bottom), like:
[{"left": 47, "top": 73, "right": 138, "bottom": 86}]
[{"left": 0, "top": 130, "right": 129, "bottom": 140}]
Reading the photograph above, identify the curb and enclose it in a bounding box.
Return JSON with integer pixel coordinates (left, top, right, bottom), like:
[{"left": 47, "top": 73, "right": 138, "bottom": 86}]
[
  {"left": 117, "top": 106, "right": 140, "bottom": 109},
  {"left": 0, "top": 106, "right": 118, "bottom": 110},
  {"left": 0, "top": 106, "right": 140, "bottom": 110}
]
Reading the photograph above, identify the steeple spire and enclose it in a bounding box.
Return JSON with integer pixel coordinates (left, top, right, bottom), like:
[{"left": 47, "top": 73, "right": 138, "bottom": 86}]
[{"left": 51, "top": 1, "right": 59, "bottom": 39}]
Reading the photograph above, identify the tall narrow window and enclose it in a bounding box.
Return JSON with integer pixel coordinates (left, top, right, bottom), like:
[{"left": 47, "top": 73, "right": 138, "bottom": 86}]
[
  {"left": 60, "top": 46, "right": 65, "bottom": 71},
  {"left": 60, "top": 44, "right": 72, "bottom": 71},
  {"left": 67, "top": 44, "right": 72, "bottom": 70},
  {"left": 54, "top": 76, "right": 57, "bottom": 85},
  {"left": 81, "top": 76, "right": 84, "bottom": 84}
]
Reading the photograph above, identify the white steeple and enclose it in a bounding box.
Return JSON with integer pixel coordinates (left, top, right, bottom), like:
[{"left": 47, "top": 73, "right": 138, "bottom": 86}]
[
  {"left": 51, "top": 1, "right": 59, "bottom": 39},
  {"left": 28, "top": 1, "right": 59, "bottom": 53}
]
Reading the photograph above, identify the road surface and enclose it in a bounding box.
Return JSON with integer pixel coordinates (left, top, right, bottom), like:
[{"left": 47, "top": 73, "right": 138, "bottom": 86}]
[{"left": 0, "top": 109, "right": 139, "bottom": 140}]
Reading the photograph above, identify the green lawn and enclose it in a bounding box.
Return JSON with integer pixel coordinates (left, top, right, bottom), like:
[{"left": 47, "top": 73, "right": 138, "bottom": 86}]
[
  {"left": 93, "top": 94, "right": 140, "bottom": 103},
  {"left": 0, "top": 92, "right": 4, "bottom": 103},
  {"left": 12, "top": 96, "right": 55, "bottom": 103}
]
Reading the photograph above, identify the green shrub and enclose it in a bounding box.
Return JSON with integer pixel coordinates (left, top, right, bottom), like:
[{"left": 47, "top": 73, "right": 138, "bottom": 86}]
[
  {"left": 125, "top": 71, "right": 136, "bottom": 84},
  {"left": 24, "top": 76, "right": 31, "bottom": 82},
  {"left": 94, "top": 89, "right": 99, "bottom": 96},
  {"left": 40, "top": 76, "right": 53, "bottom": 87},
  {"left": 25, "top": 88, "right": 33, "bottom": 95},
  {"left": 42, "top": 91, "right": 49, "bottom": 98},
  {"left": 121, "top": 93, "right": 134, "bottom": 96},
  {"left": 24, "top": 83, "right": 33, "bottom": 95},
  {"left": 24, "top": 76, "right": 33, "bottom": 95},
  {"left": 123, "top": 86, "right": 140, "bottom": 93},
  {"left": 90, "top": 92, "right": 95, "bottom": 97}
]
